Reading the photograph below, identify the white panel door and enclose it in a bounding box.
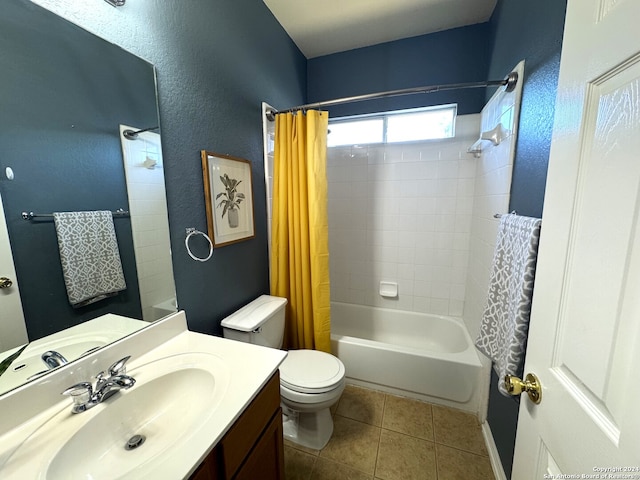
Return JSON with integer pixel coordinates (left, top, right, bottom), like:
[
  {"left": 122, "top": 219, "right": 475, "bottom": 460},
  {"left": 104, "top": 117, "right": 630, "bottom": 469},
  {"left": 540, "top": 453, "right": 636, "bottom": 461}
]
[
  {"left": 512, "top": 0, "right": 640, "bottom": 476},
  {"left": 0, "top": 193, "right": 28, "bottom": 352}
]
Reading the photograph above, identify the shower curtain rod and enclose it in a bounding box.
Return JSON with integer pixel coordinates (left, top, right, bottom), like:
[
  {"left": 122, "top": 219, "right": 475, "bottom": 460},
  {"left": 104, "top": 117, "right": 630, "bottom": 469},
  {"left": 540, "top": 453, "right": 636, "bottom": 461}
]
[{"left": 266, "top": 72, "right": 518, "bottom": 120}]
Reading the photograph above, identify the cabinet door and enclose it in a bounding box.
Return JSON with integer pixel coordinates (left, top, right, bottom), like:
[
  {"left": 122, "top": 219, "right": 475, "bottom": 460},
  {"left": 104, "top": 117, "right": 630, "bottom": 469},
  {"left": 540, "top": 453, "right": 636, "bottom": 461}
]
[
  {"left": 234, "top": 408, "right": 284, "bottom": 480},
  {"left": 189, "top": 452, "right": 219, "bottom": 480},
  {"left": 220, "top": 373, "right": 281, "bottom": 478}
]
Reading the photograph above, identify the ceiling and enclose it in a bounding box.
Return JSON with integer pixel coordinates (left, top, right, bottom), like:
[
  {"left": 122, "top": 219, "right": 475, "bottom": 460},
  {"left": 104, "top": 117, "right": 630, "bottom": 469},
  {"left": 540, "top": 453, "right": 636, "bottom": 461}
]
[{"left": 263, "top": 0, "right": 497, "bottom": 59}]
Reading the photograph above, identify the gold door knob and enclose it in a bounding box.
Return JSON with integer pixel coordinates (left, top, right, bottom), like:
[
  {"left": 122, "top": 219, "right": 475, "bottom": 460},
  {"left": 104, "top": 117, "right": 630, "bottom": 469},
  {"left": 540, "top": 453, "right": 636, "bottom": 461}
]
[
  {"left": 0, "top": 277, "right": 13, "bottom": 289},
  {"left": 504, "top": 373, "right": 542, "bottom": 404}
]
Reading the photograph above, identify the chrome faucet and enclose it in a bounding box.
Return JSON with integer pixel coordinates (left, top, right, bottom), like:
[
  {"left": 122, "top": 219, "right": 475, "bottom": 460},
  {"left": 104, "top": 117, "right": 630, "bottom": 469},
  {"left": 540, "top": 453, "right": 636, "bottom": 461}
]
[
  {"left": 41, "top": 350, "right": 68, "bottom": 369},
  {"left": 62, "top": 356, "right": 136, "bottom": 413}
]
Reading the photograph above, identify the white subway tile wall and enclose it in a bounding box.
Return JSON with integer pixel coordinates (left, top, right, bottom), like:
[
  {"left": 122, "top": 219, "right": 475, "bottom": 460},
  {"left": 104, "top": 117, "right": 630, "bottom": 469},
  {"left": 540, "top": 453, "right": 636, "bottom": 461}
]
[
  {"left": 327, "top": 114, "right": 480, "bottom": 316},
  {"left": 120, "top": 128, "right": 176, "bottom": 322},
  {"left": 463, "top": 60, "right": 524, "bottom": 338},
  {"left": 263, "top": 103, "right": 276, "bottom": 265}
]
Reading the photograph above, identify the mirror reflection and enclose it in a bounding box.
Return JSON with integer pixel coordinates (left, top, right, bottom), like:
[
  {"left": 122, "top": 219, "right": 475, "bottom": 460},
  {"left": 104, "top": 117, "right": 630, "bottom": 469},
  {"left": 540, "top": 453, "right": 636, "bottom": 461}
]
[{"left": 0, "top": 0, "right": 176, "bottom": 395}]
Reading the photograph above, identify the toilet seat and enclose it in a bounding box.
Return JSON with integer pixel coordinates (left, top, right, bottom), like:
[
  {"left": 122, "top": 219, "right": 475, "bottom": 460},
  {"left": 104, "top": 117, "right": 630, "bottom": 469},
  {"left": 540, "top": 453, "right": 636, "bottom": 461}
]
[
  {"left": 280, "top": 380, "right": 345, "bottom": 408},
  {"left": 280, "top": 350, "right": 345, "bottom": 394}
]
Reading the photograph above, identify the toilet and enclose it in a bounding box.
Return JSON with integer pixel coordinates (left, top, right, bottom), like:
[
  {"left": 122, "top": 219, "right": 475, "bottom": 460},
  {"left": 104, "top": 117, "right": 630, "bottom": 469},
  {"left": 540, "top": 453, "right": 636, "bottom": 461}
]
[{"left": 221, "top": 294, "right": 345, "bottom": 450}]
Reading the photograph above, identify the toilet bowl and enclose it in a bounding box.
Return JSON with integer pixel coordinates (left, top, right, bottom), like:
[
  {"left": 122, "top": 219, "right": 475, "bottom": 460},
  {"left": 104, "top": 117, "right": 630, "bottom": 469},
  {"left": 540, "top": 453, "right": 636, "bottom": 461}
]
[
  {"left": 221, "top": 295, "right": 346, "bottom": 450},
  {"left": 279, "top": 349, "right": 345, "bottom": 449}
]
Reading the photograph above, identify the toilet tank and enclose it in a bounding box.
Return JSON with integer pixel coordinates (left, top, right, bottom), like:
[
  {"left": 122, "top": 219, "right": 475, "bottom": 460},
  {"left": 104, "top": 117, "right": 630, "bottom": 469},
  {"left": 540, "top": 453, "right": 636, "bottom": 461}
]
[{"left": 220, "top": 295, "right": 287, "bottom": 349}]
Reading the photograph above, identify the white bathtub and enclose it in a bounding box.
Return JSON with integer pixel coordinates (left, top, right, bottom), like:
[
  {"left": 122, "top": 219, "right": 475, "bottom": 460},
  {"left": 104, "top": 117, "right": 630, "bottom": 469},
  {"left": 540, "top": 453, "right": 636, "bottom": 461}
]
[{"left": 330, "top": 302, "right": 483, "bottom": 410}]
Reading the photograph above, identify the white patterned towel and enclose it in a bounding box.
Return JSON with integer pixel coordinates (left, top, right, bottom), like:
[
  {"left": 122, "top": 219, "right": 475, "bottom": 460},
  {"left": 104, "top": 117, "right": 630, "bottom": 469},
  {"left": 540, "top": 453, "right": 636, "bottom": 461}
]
[
  {"left": 475, "top": 213, "right": 542, "bottom": 397},
  {"left": 53, "top": 211, "right": 127, "bottom": 307}
]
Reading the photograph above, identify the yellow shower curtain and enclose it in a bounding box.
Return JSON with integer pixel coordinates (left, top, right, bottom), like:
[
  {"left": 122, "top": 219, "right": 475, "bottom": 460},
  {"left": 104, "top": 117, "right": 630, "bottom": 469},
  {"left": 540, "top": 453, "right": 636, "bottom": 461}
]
[{"left": 271, "top": 110, "right": 331, "bottom": 352}]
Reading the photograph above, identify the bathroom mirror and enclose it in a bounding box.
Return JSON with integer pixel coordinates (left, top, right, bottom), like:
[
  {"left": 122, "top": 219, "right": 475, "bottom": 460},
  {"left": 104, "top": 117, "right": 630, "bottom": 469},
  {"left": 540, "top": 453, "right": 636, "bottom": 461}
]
[{"left": 0, "top": 0, "right": 176, "bottom": 395}]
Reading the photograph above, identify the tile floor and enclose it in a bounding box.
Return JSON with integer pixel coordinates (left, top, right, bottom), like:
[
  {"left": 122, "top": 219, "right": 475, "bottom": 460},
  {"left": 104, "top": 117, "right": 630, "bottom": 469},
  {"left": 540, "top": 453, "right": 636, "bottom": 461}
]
[{"left": 283, "top": 385, "right": 495, "bottom": 480}]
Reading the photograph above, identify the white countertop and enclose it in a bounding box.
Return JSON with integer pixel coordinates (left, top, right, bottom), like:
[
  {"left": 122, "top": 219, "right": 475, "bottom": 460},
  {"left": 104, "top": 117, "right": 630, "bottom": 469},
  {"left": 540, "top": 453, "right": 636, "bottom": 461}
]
[{"left": 0, "top": 311, "right": 287, "bottom": 479}]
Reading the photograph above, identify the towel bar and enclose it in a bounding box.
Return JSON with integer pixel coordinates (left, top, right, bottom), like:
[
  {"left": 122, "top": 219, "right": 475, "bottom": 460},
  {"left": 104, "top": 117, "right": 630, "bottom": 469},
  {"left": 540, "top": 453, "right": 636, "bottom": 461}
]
[
  {"left": 494, "top": 211, "right": 518, "bottom": 219},
  {"left": 22, "top": 209, "right": 129, "bottom": 220}
]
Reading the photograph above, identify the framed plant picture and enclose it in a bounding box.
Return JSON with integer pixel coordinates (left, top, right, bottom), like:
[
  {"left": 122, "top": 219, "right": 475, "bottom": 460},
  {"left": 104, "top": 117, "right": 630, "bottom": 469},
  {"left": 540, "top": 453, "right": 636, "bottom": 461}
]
[{"left": 201, "top": 151, "right": 255, "bottom": 247}]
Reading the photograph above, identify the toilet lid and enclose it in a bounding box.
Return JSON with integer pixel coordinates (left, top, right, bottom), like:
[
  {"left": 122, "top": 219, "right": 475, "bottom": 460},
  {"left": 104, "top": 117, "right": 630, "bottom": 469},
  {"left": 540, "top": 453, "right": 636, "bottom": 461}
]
[{"left": 280, "top": 350, "right": 345, "bottom": 394}]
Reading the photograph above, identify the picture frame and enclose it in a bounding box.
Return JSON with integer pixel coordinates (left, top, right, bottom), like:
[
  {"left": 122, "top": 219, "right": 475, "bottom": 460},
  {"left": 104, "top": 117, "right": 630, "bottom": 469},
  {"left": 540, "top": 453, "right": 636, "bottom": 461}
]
[{"left": 201, "top": 151, "right": 255, "bottom": 247}]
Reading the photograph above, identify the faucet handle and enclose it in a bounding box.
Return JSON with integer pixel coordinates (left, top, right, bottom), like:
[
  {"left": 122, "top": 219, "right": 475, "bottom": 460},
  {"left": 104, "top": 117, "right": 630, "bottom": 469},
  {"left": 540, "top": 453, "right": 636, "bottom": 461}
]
[
  {"left": 62, "top": 382, "right": 93, "bottom": 411},
  {"left": 94, "top": 370, "right": 108, "bottom": 390},
  {"left": 108, "top": 355, "right": 131, "bottom": 376},
  {"left": 62, "top": 382, "right": 93, "bottom": 397}
]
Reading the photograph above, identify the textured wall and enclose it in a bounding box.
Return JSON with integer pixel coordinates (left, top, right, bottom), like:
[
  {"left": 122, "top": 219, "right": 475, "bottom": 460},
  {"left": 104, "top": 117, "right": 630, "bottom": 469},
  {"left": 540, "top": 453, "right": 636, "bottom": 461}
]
[
  {"left": 484, "top": 0, "right": 568, "bottom": 477},
  {"left": 307, "top": 24, "right": 492, "bottom": 118},
  {"left": 488, "top": 0, "right": 568, "bottom": 219},
  {"left": 28, "top": 0, "right": 307, "bottom": 335}
]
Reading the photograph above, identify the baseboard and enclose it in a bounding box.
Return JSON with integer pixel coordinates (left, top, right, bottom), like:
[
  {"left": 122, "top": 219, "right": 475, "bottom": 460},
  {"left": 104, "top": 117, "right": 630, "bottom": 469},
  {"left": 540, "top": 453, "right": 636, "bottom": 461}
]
[{"left": 482, "top": 422, "right": 508, "bottom": 480}]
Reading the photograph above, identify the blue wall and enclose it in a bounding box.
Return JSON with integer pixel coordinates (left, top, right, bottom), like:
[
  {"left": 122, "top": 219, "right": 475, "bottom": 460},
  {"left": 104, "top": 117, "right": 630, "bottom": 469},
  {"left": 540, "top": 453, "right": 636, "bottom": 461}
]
[
  {"left": 24, "top": 0, "right": 307, "bottom": 336},
  {"left": 489, "top": 0, "right": 568, "bottom": 219},
  {"left": 144, "top": 2, "right": 307, "bottom": 336},
  {"left": 307, "top": 24, "right": 492, "bottom": 118},
  {"left": 485, "top": 0, "right": 567, "bottom": 477}
]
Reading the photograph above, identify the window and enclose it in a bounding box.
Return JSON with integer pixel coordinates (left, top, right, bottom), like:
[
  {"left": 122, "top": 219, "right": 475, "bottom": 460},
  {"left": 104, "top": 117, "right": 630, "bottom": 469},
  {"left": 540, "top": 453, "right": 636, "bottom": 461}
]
[
  {"left": 327, "top": 118, "right": 384, "bottom": 146},
  {"left": 327, "top": 104, "right": 456, "bottom": 147}
]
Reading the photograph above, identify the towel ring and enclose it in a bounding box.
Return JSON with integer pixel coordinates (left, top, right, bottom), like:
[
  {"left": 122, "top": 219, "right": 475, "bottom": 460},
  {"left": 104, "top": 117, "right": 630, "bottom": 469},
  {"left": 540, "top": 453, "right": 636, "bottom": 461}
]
[{"left": 185, "top": 228, "right": 213, "bottom": 262}]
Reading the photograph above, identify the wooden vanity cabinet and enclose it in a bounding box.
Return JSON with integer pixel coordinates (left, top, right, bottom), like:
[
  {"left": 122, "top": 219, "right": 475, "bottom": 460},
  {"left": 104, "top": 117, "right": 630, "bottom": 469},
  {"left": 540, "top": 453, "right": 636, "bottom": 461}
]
[{"left": 190, "top": 371, "right": 284, "bottom": 480}]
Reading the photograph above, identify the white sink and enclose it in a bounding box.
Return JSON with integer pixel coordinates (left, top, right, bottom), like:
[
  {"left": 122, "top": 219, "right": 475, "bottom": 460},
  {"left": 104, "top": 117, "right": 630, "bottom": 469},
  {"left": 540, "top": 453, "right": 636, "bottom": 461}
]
[
  {"left": 0, "top": 312, "right": 287, "bottom": 480},
  {"left": 2, "top": 352, "right": 230, "bottom": 480}
]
